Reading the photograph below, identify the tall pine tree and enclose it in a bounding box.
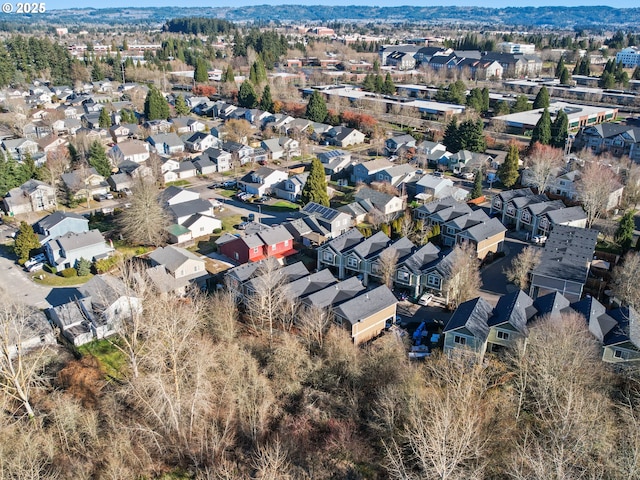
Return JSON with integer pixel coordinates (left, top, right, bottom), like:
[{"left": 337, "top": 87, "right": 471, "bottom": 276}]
[
  {"left": 194, "top": 58, "right": 209, "bottom": 83},
  {"left": 532, "top": 86, "right": 550, "bottom": 109},
  {"left": 530, "top": 108, "right": 552, "bottom": 147},
  {"left": 300, "top": 158, "right": 329, "bottom": 206},
  {"left": 305, "top": 90, "right": 328, "bottom": 123},
  {"left": 238, "top": 81, "right": 258, "bottom": 108},
  {"left": 470, "top": 169, "right": 484, "bottom": 199},
  {"left": 259, "top": 84, "right": 274, "bottom": 112},
  {"left": 498, "top": 143, "right": 520, "bottom": 188},
  {"left": 443, "top": 118, "right": 462, "bottom": 153},
  {"left": 551, "top": 109, "right": 569, "bottom": 149},
  {"left": 174, "top": 95, "right": 190, "bottom": 116},
  {"left": 98, "top": 107, "right": 111, "bottom": 128},
  {"left": 144, "top": 86, "right": 170, "bottom": 121},
  {"left": 89, "top": 140, "right": 112, "bottom": 178}
]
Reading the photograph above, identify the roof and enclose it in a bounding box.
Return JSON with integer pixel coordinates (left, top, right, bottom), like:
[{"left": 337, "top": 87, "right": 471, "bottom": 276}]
[
  {"left": 256, "top": 224, "right": 294, "bottom": 246},
  {"left": 35, "top": 211, "right": 87, "bottom": 231},
  {"left": 304, "top": 276, "right": 366, "bottom": 309},
  {"left": 322, "top": 228, "right": 364, "bottom": 253},
  {"left": 149, "top": 132, "right": 183, "bottom": 147},
  {"left": 78, "top": 274, "right": 129, "bottom": 311},
  {"left": 571, "top": 295, "right": 617, "bottom": 342},
  {"left": 546, "top": 205, "right": 587, "bottom": 225},
  {"left": 114, "top": 139, "right": 148, "bottom": 156},
  {"left": 416, "top": 174, "right": 454, "bottom": 190},
  {"left": 148, "top": 245, "right": 203, "bottom": 273},
  {"left": 402, "top": 242, "right": 441, "bottom": 274},
  {"left": 318, "top": 149, "right": 349, "bottom": 162},
  {"left": 458, "top": 217, "right": 507, "bottom": 242},
  {"left": 55, "top": 229, "right": 106, "bottom": 251},
  {"left": 333, "top": 285, "right": 397, "bottom": 325},
  {"left": 443, "top": 297, "right": 493, "bottom": 343},
  {"left": 356, "top": 158, "right": 391, "bottom": 174},
  {"left": 167, "top": 224, "right": 191, "bottom": 237},
  {"left": 354, "top": 187, "right": 398, "bottom": 209},
  {"left": 244, "top": 261, "right": 310, "bottom": 292},
  {"left": 489, "top": 290, "right": 536, "bottom": 335},
  {"left": 168, "top": 199, "right": 212, "bottom": 219},
  {"left": 302, "top": 202, "right": 345, "bottom": 222},
  {"left": 284, "top": 269, "right": 338, "bottom": 299},
  {"left": 532, "top": 291, "right": 572, "bottom": 319},
  {"left": 351, "top": 231, "right": 390, "bottom": 259}
]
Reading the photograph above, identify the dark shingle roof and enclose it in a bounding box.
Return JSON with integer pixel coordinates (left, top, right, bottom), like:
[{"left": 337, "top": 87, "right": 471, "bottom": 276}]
[
  {"left": 35, "top": 211, "right": 87, "bottom": 231},
  {"left": 303, "top": 276, "right": 365, "bottom": 309},
  {"left": 532, "top": 291, "right": 572, "bottom": 319},
  {"left": 323, "top": 228, "right": 364, "bottom": 253},
  {"left": 333, "top": 285, "right": 397, "bottom": 325},
  {"left": 285, "top": 269, "right": 338, "bottom": 299},
  {"left": 443, "top": 297, "right": 493, "bottom": 342},
  {"left": 488, "top": 290, "right": 536, "bottom": 335},
  {"left": 352, "top": 231, "right": 390, "bottom": 259}
]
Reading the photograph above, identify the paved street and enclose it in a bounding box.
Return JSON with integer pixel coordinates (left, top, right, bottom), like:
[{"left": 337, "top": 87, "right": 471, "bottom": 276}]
[{"left": 0, "top": 249, "right": 53, "bottom": 309}]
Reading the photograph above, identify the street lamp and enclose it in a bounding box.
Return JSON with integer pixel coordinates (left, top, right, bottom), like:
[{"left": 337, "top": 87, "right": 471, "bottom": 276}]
[{"left": 257, "top": 204, "right": 262, "bottom": 224}]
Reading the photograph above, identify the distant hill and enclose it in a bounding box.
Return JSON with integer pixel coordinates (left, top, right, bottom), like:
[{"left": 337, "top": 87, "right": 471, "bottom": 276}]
[{"left": 1, "top": 5, "right": 639, "bottom": 29}]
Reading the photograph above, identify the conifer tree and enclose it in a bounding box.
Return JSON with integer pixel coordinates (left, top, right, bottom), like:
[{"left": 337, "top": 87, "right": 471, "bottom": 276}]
[
  {"left": 559, "top": 67, "right": 570, "bottom": 85},
  {"left": 144, "top": 86, "right": 170, "bottom": 121},
  {"left": 300, "top": 158, "right": 329, "bottom": 206},
  {"left": 532, "top": 86, "right": 550, "bottom": 109},
  {"left": 555, "top": 56, "right": 565, "bottom": 78},
  {"left": 374, "top": 74, "right": 384, "bottom": 93},
  {"left": 530, "top": 108, "right": 552, "bottom": 146},
  {"left": 194, "top": 58, "right": 209, "bottom": 83},
  {"left": 249, "top": 57, "right": 267, "bottom": 85},
  {"left": 443, "top": 118, "right": 462, "bottom": 153},
  {"left": 382, "top": 72, "right": 395, "bottom": 95},
  {"left": 512, "top": 95, "right": 531, "bottom": 113},
  {"left": 174, "top": 95, "right": 190, "bottom": 116},
  {"left": 238, "top": 81, "right": 258, "bottom": 108},
  {"left": 470, "top": 169, "right": 483, "bottom": 199},
  {"left": 223, "top": 64, "right": 235, "bottom": 83},
  {"left": 98, "top": 107, "right": 111, "bottom": 128},
  {"left": 14, "top": 221, "right": 40, "bottom": 263},
  {"left": 89, "top": 140, "right": 112, "bottom": 178},
  {"left": 259, "top": 84, "right": 274, "bottom": 112},
  {"left": 362, "top": 73, "right": 375, "bottom": 92},
  {"left": 551, "top": 109, "right": 569, "bottom": 149},
  {"left": 498, "top": 143, "right": 520, "bottom": 188},
  {"left": 616, "top": 211, "right": 635, "bottom": 252},
  {"left": 305, "top": 90, "right": 328, "bottom": 123}
]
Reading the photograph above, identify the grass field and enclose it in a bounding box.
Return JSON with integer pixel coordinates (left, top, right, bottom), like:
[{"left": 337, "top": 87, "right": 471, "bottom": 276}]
[
  {"left": 268, "top": 200, "right": 300, "bottom": 211},
  {"left": 31, "top": 271, "right": 93, "bottom": 286},
  {"left": 78, "top": 338, "right": 128, "bottom": 380},
  {"left": 165, "top": 179, "right": 191, "bottom": 188}
]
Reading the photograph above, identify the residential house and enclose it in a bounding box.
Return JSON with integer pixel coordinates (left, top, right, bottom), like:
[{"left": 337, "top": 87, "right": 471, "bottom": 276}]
[
  {"left": 46, "top": 298, "right": 95, "bottom": 346},
  {"left": 160, "top": 186, "right": 200, "bottom": 206},
  {"left": 316, "top": 228, "right": 365, "bottom": 278},
  {"left": 324, "top": 126, "right": 366, "bottom": 147},
  {"left": 61, "top": 168, "right": 109, "bottom": 200},
  {"left": 529, "top": 225, "right": 599, "bottom": 302},
  {"left": 376, "top": 164, "right": 417, "bottom": 190},
  {"left": 218, "top": 224, "right": 295, "bottom": 263},
  {"left": 177, "top": 160, "right": 197, "bottom": 179},
  {"left": 261, "top": 137, "right": 301, "bottom": 160},
  {"left": 549, "top": 170, "right": 581, "bottom": 200},
  {"left": 385, "top": 51, "right": 416, "bottom": 70},
  {"left": 302, "top": 202, "right": 353, "bottom": 239},
  {"left": 147, "top": 133, "right": 185, "bottom": 156},
  {"left": 5, "top": 309, "right": 55, "bottom": 359},
  {"left": 443, "top": 296, "right": 494, "bottom": 357},
  {"left": 192, "top": 156, "right": 217, "bottom": 176},
  {"left": 283, "top": 216, "right": 330, "bottom": 247},
  {"left": 455, "top": 216, "right": 507, "bottom": 260},
  {"left": 415, "top": 175, "right": 455, "bottom": 200},
  {"left": 199, "top": 147, "right": 232, "bottom": 172},
  {"left": 385, "top": 134, "right": 416, "bottom": 155},
  {"left": 167, "top": 198, "right": 214, "bottom": 225},
  {"left": 2, "top": 137, "right": 38, "bottom": 161},
  {"left": 37, "top": 135, "right": 68, "bottom": 159},
  {"left": 33, "top": 211, "right": 88, "bottom": 245},
  {"left": 161, "top": 158, "right": 180, "bottom": 184},
  {"left": 109, "top": 139, "right": 150, "bottom": 164},
  {"left": 180, "top": 212, "right": 222, "bottom": 240},
  {"left": 491, "top": 188, "right": 549, "bottom": 228},
  {"left": 351, "top": 158, "right": 392, "bottom": 184},
  {"left": 109, "top": 124, "right": 134, "bottom": 143},
  {"left": 107, "top": 173, "right": 134, "bottom": 192},
  {"left": 601, "top": 306, "right": 640, "bottom": 363},
  {"left": 225, "top": 261, "right": 309, "bottom": 299},
  {"left": 394, "top": 242, "right": 453, "bottom": 298},
  {"left": 171, "top": 116, "right": 205, "bottom": 134},
  {"left": 573, "top": 123, "right": 640, "bottom": 161},
  {"left": 44, "top": 229, "right": 113, "bottom": 269},
  {"left": 146, "top": 245, "right": 209, "bottom": 293},
  {"left": 3, "top": 179, "right": 57, "bottom": 215},
  {"left": 486, "top": 290, "right": 537, "bottom": 352},
  {"left": 414, "top": 196, "right": 472, "bottom": 225},
  {"left": 239, "top": 167, "right": 288, "bottom": 197},
  {"left": 318, "top": 149, "right": 353, "bottom": 178},
  {"left": 354, "top": 187, "right": 405, "bottom": 219},
  {"left": 221, "top": 141, "right": 254, "bottom": 165},
  {"left": 184, "top": 132, "right": 219, "bottom": 153},
  {"left": 274, "top": 172, "right": 309, "bottom": 202},
  {"left": 143, "top": 119, "right": 171, "bottom": 134}
]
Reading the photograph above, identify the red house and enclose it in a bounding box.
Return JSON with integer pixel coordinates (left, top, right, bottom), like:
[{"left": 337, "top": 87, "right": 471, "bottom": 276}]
[{"left": 219, "top": 225, "right": 295, "bottom": 264}]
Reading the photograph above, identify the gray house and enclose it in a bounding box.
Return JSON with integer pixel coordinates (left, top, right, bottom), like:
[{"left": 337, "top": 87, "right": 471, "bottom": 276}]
[
  {"left": 33, "top": 211, "right": 89, "bottom": 245},
  {"left": 443, "top": 297, "right": 494, "bottom": 358},
  {"left": 274, "top": 173, "right": 309, "bottom": 201},
  {"left": 301, "top": 202, "right": 352, "bottom": 239},
  {"left": 44, "top": 229, "right": 113, "bottom": 269}
]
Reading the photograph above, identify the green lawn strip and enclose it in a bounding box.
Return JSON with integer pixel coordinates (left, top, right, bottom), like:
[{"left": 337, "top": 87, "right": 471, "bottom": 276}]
[
  {"left": 31, "top": 271, "right": 93, "bottom": 286},
  {"left": 267, "top": 200, "right": 299, "bottom": 211},
  {"left": 78, "top": 338, "right": 128, "bottom": 380},
  {"left": 165, "top": 179, "right": 191, "bottom": 188},
  {"left": 216, "top": 189, "right": 236, "bottom": 198},
  {"left": 222, "top": 214, "right": 243, "bottom": 232}
]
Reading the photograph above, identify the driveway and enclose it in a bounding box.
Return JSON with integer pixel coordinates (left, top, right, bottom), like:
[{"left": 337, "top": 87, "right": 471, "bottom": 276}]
[
  {"left": 0, "top": 250, "right": 53, "bottom": 309},
  {"left": 479, "top": 235, "right": 528, "bottom": 306}
]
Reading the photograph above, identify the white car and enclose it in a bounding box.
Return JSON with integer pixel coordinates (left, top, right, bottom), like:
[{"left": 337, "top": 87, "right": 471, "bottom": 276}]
[
  {"left": 24, "top": 254, "right": 46, "bottom": 269},
  {"left": 532, "top": 234, "right": 547, "bottom": 244},
  {"left": 27, "top": 262, "right": 44, "bottom": 272},
  {"left": 418, "top": 293, "right": 433, "bottom": 306}
]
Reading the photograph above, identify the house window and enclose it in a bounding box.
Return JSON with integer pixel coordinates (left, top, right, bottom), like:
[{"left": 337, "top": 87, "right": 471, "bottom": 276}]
[
  {"left": 200, "top": 227, "right": 205, "bottom": 232},
  {"left": 454, "top": 335, "right": 466, "bottom": 345},
  {"left": 371, "top": 263, "right": 380, "bottom": 275},
  {"left": 323, "top": 251, "right": 333, "bottom": 263},
  {"left": 253, "top": 247, "right": 259, "bottom": 254},
  {"left": 506, "top": 205, "right": 515, "bottom": 216},
  {"left": 234, "top": 252, "right": 239, "bottom": 260},
  {"left": 347, "top": 257, "right": 358, "bottom": 268},
  {"left": 447, "top": 227, "right": 456, "bottom": 235},
  {"left": 497, "top": 330, "right": 510, "bottom": 340},
  {"left": 271, "top": 244, "right": 276, "bottom": 251},
  {"left": 284, "top": 240, "right": 289, "bottom": 247},
  {"left": 493, "top": 199, "right": 502, "bottom": 209},
  {"left": 614, "top": 349, "right": 629, "bottom": 360},
  {"left": 521, "top": 211, "right": 531, "bottom": 223},
  {"left": 427, "top": 275, "right": 440, "bottom": 287},
  {"left": 397, "top": 271, "right": 409, "bottom": 282},
  {"left": 194, "top": 265, "right": 199, "bottom": 272}
]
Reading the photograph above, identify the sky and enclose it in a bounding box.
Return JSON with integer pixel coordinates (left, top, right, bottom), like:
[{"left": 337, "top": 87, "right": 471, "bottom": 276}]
[{"left": 44, "top": 0, "right": 633, "bottom": 11}]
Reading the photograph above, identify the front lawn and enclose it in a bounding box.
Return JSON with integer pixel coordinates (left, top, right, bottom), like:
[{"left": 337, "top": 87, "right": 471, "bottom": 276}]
[
  {"left": 31, "top": 271, "right": 93, "bottom": 286},
  {"left": 222, "top": 214, "right": 243, "bottom": 232},
  {"left": 165, "top": 179, "right": 191, "bottom": 188},
  {"left": 216, "top": 189, "right": 236, "bottom": 198},
  {"left": 268, "top": 200, "right": 300, "bottom": 212},
  {"left": 78, "top": 338, "right": 127, "bottom": 380}
]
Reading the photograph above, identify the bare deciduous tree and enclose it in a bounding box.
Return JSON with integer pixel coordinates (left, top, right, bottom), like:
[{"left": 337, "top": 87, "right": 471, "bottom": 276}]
[
  {"left": 378, "top": 247, "right": 399, "bottom": 289},
  {"left": 0, "top": 295, "right": 50, "bottom": 418},
  {"left": 118, "top": 178, "right": 170, "bottom": 247},
  {"left": 224, "top": 119, "right": 253, "bottom": 143},
  {"left": 252, "top": 439, "right": 292, "bottom": 480},
  {"left": 297, "top": 305, "right": 332, "bottom": 353},
  {"left": 612, "top": 252, "right": 640, "bottom": 311},
  {"left": 524, "top": 143, "right": 564, "bottom": 196},
  {"left": 444, "top": 242, "right": 482, "bottom": 309},
  {"left": 578, "top": 160, "right": 620, "bottom": 228},
  {"left": 505, "top": 246, "right": 541, "bottom": 290}
]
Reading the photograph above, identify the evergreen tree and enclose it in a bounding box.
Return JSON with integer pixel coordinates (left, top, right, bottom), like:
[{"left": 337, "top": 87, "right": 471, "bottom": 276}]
[
  {"left": 232, "top": 32, "right": 246, "bottom": 57},
  {"left": 551, "top": 109, "right": 569, "bottom": 149},
  {"left": 498, "top": 143, "right": 520, "bottom": 188},
  {"left": 259, "top": 84, "right": 274, "bottom": 112},
  {"left": 305, "top": 90, "right": 328, "bottom": 123},
  {"left": 459, "top": 119, "right": 486, "bottom": 153},
  {"left": 373, "top": 58, "right": 380, "bottom": 72},
  {"left": 144, "top": 86, "right": 170, "bottom": 121},
  {"left": 238, "top": 81, "right": 258, "bottom": 108},
  {"left": 76, "top": 257, "right": 92, "bottom": 276},
  {"left": 532, "top": 86, "right": 550, "bottom": 109},
  {"left": 555, "top": 56, "right": 565, "bottom": 78},
  {"left": 14, "top": 221, "right": 40, "bottom": 263},
  {"left": 174, "top": 95, "right": 190, "bottom": 116},
  {"left": 530, "top": 108, "right": 552, "bottom": 146},
  {"left": 21, "top": 153, "right": 36, "bottom": 180},
  {"left": 382, "top": 72, "right": 395, "bottom": 95},
  {"left": 466, "top": 88, "right": 484, "bottom": 112},
  {"left": 362, "top": 73, "right": 375, "bottom": 92},
  {"left": 559, "top": 67, "right": 570, "bottom": 85},
  {"left": 120, "top": 108, "right": 136, "bottom": 124},
  {"left": 481, "top": 87, "right": 490, "bottom": 112},
  {"left": 633, "top": 66, "right": 640, "bottom": 81},
  {"left": 249, "top": 57, "right": 267, "bottom": 85},
  {"left": 98, "top": 107, "right": 111, "bottom": 128},
  {"left": 599, "top": 72, "right": 616, "bottom": 89},
  {"left": 194, "top": 58, "right": 209, "bottom": 83},
  {"left": 91, "top": 62, "right": 104, "bottom": 81},
  {"left": 300, "top": 158, "right": 329, "bottom": 206},
  {"left": 512, "top": 95, "right": 531, "bottom": 113},
  {"left": 616, "top": 210, "right": 635, "bottom": 252},
  {"left": 470, "top": 169, "right": 483, "bottom": 200},
  {"left": 374, "top": 74, "right": 384, "bottom": 93},
  {"left": 67, "top": 143, "right": 81, "bottom": 168},
  {"left": 223, "top": 64, "right": 235, "bottom": 83},
  {"left": 443, "top": 118, "right": 462, "bottom": 153},
  {"left": 88, "top": 140, "right": 112, "bottom": 178}
]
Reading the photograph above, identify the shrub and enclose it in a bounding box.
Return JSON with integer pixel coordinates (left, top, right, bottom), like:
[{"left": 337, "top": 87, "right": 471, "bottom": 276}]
[
  {"left": 60, "top": 267, "right": 78, "bottom": 278},
  {"left": 213, "top": 228, "right": 222, "bottom": 234},
  {"left": 44, "top": 265, "right": 57, "bottom": 274}
]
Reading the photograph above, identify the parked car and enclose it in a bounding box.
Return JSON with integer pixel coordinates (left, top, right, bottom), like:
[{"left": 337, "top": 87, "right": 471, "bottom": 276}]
[
  {"left": 223, "top": 180, "right": 237, "bottom": 188},
  {"left": 247, "top": 213, "right": 255, "bottom": 222},
  {"left": 237, "top": 221, "right": 249, "bottom": 230},
  {"left": 27, "top": 262, "right": 44, "bottom": 272},
  {"left": 121, "top": 188, "right": 132, "bottom": 196},
  {"left": 254, "top": 197, "right": 266, "bottom": 204},
  {"left": 24, "top": 254, "right": 46, "bottom": 269},
  {"left": 94, "top": 193, "right": 107, "bottom": 202},
  {"left": 418, "top": 293, "right": 433, "bottom": 306},
  {"left": 104, "top": 192, "right": 114, "bottom": 200},
  {"left": 207, "top": 183, "right": 223, "bottom": 189},
  {"left": 532, "top": 234, "right": 547, "bottom": 244}
]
